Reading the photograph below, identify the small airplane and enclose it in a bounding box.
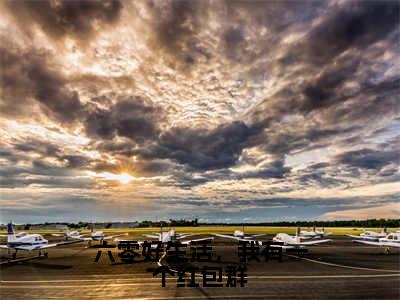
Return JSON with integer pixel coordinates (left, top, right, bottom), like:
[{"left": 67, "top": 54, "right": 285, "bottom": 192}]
[
  {"left": 215, "top": 227, "right": 332, "bottom": 249},
  {"left": 79, "top": 227, "right": 126, "bottom": 244},
  {"left": 115, "top": 227, "right": 213, "bottom": 247},
  {"left": 272, "top": 229, "right": 332, "bottom": 249},
  {"left": 353, "top": 232, "right": 400, "bottom": 253},
  {"left": 299, "top": 225, "right": 332, "bottom": 238},
  {"left": 142, "top": 228, "right": 214, "bottom": 245},
  {"left": 346, "top": 227, "right": 388, "bottom": 241},
  {"left": 52, "top": 230, "right": 84, "bottom": 240},
  {"left": 214, "top": 224, "right": 267, "bottom": 240},
  {"left": 0, "top": 222, "right": 77, "bottom": 258}
]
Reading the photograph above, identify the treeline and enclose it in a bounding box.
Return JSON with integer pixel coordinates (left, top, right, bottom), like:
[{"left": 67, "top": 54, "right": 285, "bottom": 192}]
[
  {"left": 204, "top": 219, "right": 400, "bottom": 228},
  {"left": 138, "top": 219, "right": 199, "bottom": 227},
  {"left": 15, "top": 218, "right": 400, "bottom": 229}
]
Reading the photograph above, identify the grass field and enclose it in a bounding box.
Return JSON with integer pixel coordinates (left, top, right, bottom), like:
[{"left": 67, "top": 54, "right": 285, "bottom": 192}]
[{"left": 0, "top": 226, "right": 396, "bottom": 236}]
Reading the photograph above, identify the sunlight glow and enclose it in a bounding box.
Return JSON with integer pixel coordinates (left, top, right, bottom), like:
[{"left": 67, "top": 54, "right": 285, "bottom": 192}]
[{"left": 90, "top": 172, "right": 135, "bottom": 184}]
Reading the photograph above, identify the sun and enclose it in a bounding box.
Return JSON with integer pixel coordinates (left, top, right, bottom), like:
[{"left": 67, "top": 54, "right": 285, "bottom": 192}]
[
  {"left": 116, "top": 173, "right": 135, "bottom": 184},
  {"left": 90, "top": 172, "right": 135, "bottom": 184}
]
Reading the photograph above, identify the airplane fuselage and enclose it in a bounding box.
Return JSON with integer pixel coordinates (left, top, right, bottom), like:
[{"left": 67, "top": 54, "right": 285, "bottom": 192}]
[{"left": 7, "top": 233, "right": 48, "bottom": 247}]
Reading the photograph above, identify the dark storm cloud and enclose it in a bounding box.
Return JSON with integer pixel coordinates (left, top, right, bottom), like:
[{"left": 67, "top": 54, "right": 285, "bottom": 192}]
[
  {"left": 84, "top": 96, "right": 162, "bottom": 143},
  {"left": 5, "top": 0, "right": 122, "bottom": 43},
  {"left": 238, "top": 159, "right": 290, "bottom": 180},
  {"left": 141, "top": 121, "right": 259, "bottom": 170},
  {"left": 146, "top": 0, "right": 325, "bottom": 65},
  {"left": 146, "top": 0, "right": 209, "bottom": 65},
  {"left": 14, "top": 139, "right": 60, "bottom": 157},
  {"left": 335, "top": 148, "right": 400, "bottom": 170},
  {"left": 300, "top": 57, "right": 360, "bottom": 112},
  {"left": 0, "top": 45, "right": 84, "bottom": 123},
  {"left": 255, "top": 126, "right": 360, "bottom": 157},
  {"left": 284, "top": 0, "right": 400, "bottom": 66},
  {"left": 61, "top": 155, "right": 90, "bottom": 169},
  {"left": 219, "top": 0, "right": 325, "bottom": 62},
  {"left": 328, "top": 77, "right": 400, "bottom": 125}
]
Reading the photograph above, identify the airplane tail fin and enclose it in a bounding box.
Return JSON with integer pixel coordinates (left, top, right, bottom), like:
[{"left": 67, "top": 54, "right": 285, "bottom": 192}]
[
  {"left": 7, "top": 222, "right": 16, "bottom": 243},
  {"left": 296, "top": 226, "right": 301, "bottom": 243}
]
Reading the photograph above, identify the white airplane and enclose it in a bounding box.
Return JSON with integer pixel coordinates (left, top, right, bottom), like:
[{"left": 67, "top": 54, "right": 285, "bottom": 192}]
[
  {"left": 272, "top": 231, "right": 332, "bottom": 249},
  {"left": 215, "top": 227, "right": 332, "bottom": 249},
  {"left": 214, "top": 225, "right": 267, "bottom": 240},
  {"left": 353, "top": 232, "right": 400, "bottom": 253},
  {"left": 52, "top": 230, "right": 84, "bottom": 240},
  {"left": 346, "top": 227, "right": 388, "bottom": 241},
  {"left": 299, "top": 225, "right": 331, "bottom": 238},
  {"left": 80, "top": 229, "right": 126, "bottom": 243},
  {"left": 134, "top": 228, "right": 214, "bottom": 246},
  {"left": 0, "top": 223, "right": 75, "bottom": 258},
  {"left": 144, "top": 229, "right": 214, "bottom": 245}
]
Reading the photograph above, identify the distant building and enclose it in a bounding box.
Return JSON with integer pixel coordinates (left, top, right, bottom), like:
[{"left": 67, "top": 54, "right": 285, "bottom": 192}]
[
  {"left": 30, "top": 224, "right": 69, "bottom": 230},
  {"left": 109, "top": 222, "right": 139, "bottom": 228}
]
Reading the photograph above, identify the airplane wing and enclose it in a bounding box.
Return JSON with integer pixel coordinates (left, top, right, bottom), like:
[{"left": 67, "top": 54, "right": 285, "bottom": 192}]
[
  {"left": 299, "top": 239, "right": 332, "bottom": 246},
  {"left": 353, "top": 240, "right": 400, "bottom": 248},
  {"left": 51, "top": 234, "right": 65, "bottom": 237},
  {"left": 14, "top": 242, "right": 68, "bottom": 251},
  {"left": 176, "top": 234, "right": 195, "bottom": 239},
  {"left": 114, "top": 239, "right": 144, "bottom": 246},
  {"left": 181, "top": 237, "right": 214, "bottom": 245},
  {"left": 143, "top": 234, "right": 160, "bottom": 239},
  {"left": 298, "top": 235, "right": 314, "bottom": 240},
  {"left": 214, "top": 234, "right": 241, "bottom": 240},
  {"left": 102, "top": 233, "right": 128, "bottom": 240},
  {"left": 346, "top": 234, "right": 379, "bottom": 241},
  {"left": 245, "top": 234, "right": 267, "bottom": 238}
]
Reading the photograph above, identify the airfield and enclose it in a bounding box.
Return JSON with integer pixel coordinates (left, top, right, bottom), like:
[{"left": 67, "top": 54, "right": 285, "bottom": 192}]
[{"left": 1, "top": 227, "right": 399, "bottom": 299}]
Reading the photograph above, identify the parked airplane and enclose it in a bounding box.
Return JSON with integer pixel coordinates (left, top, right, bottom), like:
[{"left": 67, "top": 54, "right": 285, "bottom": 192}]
[
  {"left": 115, "top": 227, "right": 213, "bottom": 246},
  {"left": 52, "top": 230, "right": 84, "bottom": 240},
  {"left": 353, "top": 232, "right": 400, "bottom": 253},
  {"left": 272, "top": 231, "right": 332, "bottom": 249},
  {"left": 215, "top": 227, "right": 332, "bottom": 249},
  {"left": 214, "top": 224, "right": 267, "bottom": 240},
  {"left": 80, "top": 229, "right": 126, "bottom": 244},
  {"left": 346, "top": 227, "right": 388, "bottom": 241},
  {"left": 142, "top": 229, "right": 214, "bottom": 245},
  {"left": 0, "top": 223, "right": 76, "bottom": 258},
  {"left": 299, "top": 225, "right": 331, "bottom": 238}
]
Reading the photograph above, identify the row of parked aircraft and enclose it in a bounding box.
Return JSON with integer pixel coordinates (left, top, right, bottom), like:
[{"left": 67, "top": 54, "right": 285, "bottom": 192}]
[{"left": 0, "top": 223, "right": 399, "bottom": 259}]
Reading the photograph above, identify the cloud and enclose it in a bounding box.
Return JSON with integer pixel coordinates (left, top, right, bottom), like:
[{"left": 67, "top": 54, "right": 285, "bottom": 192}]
[
  {"left": 0, "top": 45, "right": 84, "bottom": 123},
  {"left": 84, "top": 96, "right": 163, "bottom": 142},
  {"left": 322, "top": 202, "right": 400, "bottom": 220},
  {"left": 283, "top": 0, "right": 400, "bottom": 65},
  {"left": 334, "top": 148, "right": 400, "bottom": 170},
  {"left": 0, "top": 1, "right": 399, "bottom": 222},
  {"left": 5, "top": 0, "right": 123, "bottom": 43}
]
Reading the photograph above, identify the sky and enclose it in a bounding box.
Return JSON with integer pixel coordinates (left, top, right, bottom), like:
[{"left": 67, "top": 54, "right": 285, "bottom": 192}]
[{"left": 0, "top": 0, "right": 399, "bottom": 224}]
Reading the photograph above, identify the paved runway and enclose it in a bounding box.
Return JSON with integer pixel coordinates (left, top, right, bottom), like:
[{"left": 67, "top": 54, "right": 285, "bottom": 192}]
[{"left": 1, "top": 235, "right": 399, "bottom": 299}]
